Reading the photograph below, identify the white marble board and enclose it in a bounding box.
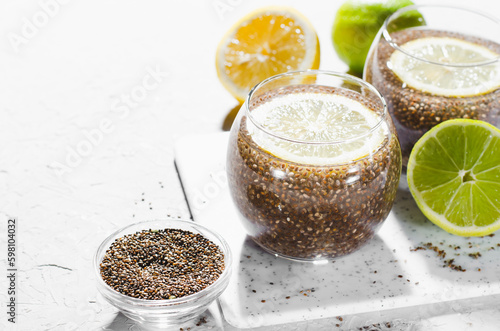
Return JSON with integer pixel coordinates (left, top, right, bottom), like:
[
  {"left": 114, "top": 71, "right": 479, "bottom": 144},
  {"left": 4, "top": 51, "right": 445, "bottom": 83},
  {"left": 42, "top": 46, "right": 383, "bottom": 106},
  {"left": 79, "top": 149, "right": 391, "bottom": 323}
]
[{"left": 174, "top": 132, "right": 500, "bottom": 329}]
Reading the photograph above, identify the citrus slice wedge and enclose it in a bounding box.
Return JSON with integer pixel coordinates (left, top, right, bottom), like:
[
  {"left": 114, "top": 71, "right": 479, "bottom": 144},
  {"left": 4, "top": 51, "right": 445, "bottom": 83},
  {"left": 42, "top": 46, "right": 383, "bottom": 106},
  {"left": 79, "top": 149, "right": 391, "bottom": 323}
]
[
  {"left": 216, "top": 7, "right": 320, "bottom": 103},
  {"left": 390, "top": 36, "right": 500, "bottom": 97},
  {"left": 247, "top": 92, "right": 387, "bottom": 165},
  {"left": 407, "top": 119, "right": 500, "bottom": 236}
]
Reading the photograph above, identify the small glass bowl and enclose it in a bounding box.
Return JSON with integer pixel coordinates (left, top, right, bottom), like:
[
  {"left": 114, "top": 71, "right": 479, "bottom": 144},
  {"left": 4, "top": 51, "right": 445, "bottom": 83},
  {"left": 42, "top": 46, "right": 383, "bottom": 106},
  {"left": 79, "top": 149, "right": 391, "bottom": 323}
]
[{"left": 94, "top": 219, "right": 232, "bottom": 328}]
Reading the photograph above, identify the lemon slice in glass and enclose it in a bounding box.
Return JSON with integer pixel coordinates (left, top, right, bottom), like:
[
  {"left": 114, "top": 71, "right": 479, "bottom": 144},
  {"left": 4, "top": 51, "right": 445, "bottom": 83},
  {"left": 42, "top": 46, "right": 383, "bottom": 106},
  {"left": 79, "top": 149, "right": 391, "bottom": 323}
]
[
  {"left": 247, "top": 92, "right": 388, "bottom": 165},
  {"left": 215, "top": 7, "right": 320, "bottom": 103},
  {"left": 390, "top": 36, "right": 500, "bottom": 97},
  {"left": 408, "top": 119, "right": 500, "bottom": 236}
]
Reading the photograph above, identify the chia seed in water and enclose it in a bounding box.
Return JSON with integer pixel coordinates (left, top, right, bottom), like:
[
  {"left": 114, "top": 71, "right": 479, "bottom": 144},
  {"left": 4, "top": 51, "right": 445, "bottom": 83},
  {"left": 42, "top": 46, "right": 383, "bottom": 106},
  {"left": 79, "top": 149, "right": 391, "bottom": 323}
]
[
  {"left": 227, "top": 85, "right": 401, "bottom": 260},
  {"left": 365, "top": 29, "right": 500, "bottom": 166}
]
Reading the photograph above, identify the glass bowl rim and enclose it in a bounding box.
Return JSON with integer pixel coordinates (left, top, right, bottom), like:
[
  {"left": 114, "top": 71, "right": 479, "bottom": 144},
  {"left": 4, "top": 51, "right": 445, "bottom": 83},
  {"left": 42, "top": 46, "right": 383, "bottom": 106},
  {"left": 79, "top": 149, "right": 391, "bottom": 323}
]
[
  {"left": 245, "top": 69, "right": 388, "bottom": 146},
  {"left": 382, "top": 4, "right": 500, "bottom": 67},
  {"left": 94, "top": 219, "right": 232, "bottom": 307}
]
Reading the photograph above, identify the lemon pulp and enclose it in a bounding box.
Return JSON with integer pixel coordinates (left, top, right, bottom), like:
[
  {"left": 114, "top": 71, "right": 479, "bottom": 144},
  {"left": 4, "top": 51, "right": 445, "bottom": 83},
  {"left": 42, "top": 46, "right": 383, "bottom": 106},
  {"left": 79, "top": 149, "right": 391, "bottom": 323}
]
[
  {"left": 390, "top": 36, "right": 500, "bottom": 97},
  {"left": 247, "top": 90, "right": 388, "bottom": 165},
  {"left": 408, "top": 119, "right": 500, "bottom": 236},
  {"left": 216, "top": 7, "right": 320, "bottom": 102}
]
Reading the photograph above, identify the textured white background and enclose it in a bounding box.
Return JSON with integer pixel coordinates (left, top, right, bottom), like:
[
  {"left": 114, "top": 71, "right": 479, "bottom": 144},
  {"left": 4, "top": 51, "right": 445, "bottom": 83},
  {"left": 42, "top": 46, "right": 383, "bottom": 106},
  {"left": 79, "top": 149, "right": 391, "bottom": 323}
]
[{"left": 0, "top": 0, "right": 499, "bottom": 330}]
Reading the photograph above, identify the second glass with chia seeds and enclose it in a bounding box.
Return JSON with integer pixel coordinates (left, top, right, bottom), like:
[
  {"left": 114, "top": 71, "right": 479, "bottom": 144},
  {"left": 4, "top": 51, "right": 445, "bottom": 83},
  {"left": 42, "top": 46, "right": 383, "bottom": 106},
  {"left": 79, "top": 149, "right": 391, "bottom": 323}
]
[
  {"left": 365, "top": 5, "right": 500, "bottom": 168},
  {"left": 226, "top": 71, "right": 401, "bottom": 262}
]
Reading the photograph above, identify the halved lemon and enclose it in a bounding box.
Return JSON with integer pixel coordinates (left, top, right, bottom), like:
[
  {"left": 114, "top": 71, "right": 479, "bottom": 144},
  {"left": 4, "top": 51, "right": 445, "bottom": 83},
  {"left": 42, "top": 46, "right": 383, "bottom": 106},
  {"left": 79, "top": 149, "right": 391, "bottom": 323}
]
[
  {"left": 247, "top": 92, "right": 388, "bottom": 165},
  {"left": 408, "top": 119, "right": 500, "bottom": 236},
  {"left": 390, "top": 36, "right": 500, "bottom": 97},
  {"left": 216, "top": 7, "right": 320, "bottom": 103}
]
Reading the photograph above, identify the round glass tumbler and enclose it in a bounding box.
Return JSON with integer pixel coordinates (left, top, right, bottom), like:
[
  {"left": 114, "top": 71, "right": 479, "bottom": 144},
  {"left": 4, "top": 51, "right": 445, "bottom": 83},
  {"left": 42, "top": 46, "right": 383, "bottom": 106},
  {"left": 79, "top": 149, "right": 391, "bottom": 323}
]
[
  {"left": 226, "top": 70, "right": 402, "bottom": 262},
  {"left": 364, "top": 5, "right": 500, "bottom": 168}
]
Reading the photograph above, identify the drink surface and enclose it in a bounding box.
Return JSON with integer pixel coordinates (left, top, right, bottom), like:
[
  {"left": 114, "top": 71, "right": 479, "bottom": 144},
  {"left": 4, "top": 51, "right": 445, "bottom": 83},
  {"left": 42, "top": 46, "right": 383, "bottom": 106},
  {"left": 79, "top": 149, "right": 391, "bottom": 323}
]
[
  {"left": 226, "top": 85, "right": 401, "bottom": 260},
  {"left": 390, "top": 35, "right": 500, "bottom": 97},
  {"left": 246, "top": 86, "right": 389, "bottom": 165},
  {"left": 366, "top": 29, "right": 500, "bottom": 166}
]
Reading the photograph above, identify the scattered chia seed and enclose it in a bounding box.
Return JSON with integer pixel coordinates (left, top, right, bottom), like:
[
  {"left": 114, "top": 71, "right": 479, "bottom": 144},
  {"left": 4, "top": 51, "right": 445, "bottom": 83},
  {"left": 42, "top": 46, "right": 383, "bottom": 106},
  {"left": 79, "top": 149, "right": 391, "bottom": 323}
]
[
  {"left": 421, "top": 242, "right": 447, "bottom": 258},
  {"left": 412, "top": 236, "right": 500, "bottom": 272},
  {"left": 358, "top": 322, "right": 393, "bottom": 330},
  {"left": 195, "top": 316, "right": 207, "bottom": 326},
  {"left": 100, "top": 228, "right": 225, "bottom": 300},
  {"left": 444, "top": 259, "right": 466, "bottom": 272},
  {"left": 411, "top": 243, "right": 468, "bottom": 272},
  {"left": 469, "top": 252, "right": 482, "bottom": 259}
]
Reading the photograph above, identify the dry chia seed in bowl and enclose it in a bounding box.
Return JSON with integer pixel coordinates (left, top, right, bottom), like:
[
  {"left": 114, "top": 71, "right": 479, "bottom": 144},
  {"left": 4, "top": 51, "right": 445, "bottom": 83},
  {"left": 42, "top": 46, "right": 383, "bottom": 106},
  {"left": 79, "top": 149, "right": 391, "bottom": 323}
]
[
  {"left": 99, "top": 228, "right": 225, "bottom": 300},
  {"left": 94, "top": 219, "right": 232, "bottom": 327}
]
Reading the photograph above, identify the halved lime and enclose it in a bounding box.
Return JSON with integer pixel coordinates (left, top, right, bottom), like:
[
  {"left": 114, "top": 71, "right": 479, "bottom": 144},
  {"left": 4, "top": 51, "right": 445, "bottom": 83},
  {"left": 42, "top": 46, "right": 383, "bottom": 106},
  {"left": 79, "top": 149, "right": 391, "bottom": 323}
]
[
  {"left": 390, "top": 37, "right": 500, "bottom": 97},
  {"left": 247, "top": 92, "right": 388, "bottom": 165},
  {"left": 407, "top": 119, "right": 500, "bottom": 236}
]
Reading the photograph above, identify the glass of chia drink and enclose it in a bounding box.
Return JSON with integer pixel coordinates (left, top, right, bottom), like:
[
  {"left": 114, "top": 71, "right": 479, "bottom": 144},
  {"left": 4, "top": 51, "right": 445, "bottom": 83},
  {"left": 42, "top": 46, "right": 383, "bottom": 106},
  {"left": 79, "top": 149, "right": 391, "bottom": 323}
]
[
  {"left": 365, "top": 5, "right": 500, "bottom": 169},
  {"left": 226, "top": 70, "right": 402, "bottom": 262}
]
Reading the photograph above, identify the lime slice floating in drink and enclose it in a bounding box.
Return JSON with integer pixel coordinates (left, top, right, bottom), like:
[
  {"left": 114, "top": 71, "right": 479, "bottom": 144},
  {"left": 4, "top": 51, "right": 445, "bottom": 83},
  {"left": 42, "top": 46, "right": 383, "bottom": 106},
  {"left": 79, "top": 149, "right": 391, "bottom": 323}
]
[
  {"left": 407, "top": 119, "right": 500, "bottom": 236},
  {"left": 247, "top": 92, "right": 388, "bottom": 165},
  {"left": 390, "top": 36, "right": 500, "bottom": 97}
]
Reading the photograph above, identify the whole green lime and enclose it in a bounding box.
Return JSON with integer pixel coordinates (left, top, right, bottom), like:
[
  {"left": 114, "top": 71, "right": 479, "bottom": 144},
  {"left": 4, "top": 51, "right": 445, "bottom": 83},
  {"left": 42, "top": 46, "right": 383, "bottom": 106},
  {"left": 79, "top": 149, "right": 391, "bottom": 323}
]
[{"left": 332, "top": 0, "right": 421, "bottom": 75}]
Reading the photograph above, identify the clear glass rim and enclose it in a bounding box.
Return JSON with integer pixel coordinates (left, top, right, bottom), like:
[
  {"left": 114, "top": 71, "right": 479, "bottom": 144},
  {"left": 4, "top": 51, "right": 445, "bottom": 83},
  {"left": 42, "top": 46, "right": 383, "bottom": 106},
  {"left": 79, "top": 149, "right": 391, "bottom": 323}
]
[
  {"left": 245, "top": 69, "right": 388, "bottom": 145},
  {"left": 94, "top": 219, "right": 232, "bottom": 307},
  {"left": 382, "top": 4, "right": 500, "bottom": 67}
]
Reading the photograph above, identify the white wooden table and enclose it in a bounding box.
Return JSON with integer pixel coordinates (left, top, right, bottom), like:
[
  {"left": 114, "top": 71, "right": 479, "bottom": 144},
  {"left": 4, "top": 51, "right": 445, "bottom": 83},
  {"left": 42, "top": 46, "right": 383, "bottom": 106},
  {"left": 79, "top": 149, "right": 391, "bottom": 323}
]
[{"left": 1, "top": 0, "right": 499, "bottom": 330}]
